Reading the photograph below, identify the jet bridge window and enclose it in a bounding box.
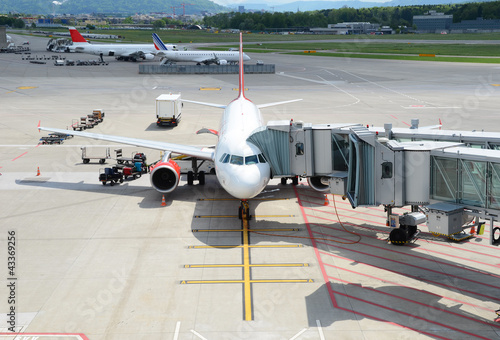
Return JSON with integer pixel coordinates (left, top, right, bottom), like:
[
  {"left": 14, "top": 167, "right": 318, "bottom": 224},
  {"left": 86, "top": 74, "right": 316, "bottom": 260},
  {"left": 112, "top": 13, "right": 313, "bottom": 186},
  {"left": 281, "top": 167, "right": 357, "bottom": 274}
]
[
  {"left": 230, "top": 155, "right": 244, "bottom": 165},
  {"left": 295, "top": 143, "right": 304, "bottom": 156},
  {"left": 245, "top": 155, "right": 258, "bottom": 165}
]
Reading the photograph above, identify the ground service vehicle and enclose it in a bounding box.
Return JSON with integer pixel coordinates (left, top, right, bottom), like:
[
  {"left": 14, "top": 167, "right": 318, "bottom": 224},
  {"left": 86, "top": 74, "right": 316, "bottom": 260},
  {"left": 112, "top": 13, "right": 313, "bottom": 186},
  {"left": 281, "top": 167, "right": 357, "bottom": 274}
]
[
  {"left": 156, "top": 93, "right": 182, "bottom": 127},
  {"left": 99, "top": 167, "right": 124, "bottom": 186}
]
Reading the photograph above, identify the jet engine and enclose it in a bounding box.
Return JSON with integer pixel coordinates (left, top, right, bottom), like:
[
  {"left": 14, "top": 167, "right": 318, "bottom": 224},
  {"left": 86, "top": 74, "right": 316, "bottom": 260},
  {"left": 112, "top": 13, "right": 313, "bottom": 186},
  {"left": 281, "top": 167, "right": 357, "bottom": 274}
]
[
  {"left": 143, "top": 53, "right": 155, "bottom": 60},
  {"left": 150, "top": 159, "right": 181, "bottom": 193},
  {"left": 217, "top": 59, "right": 228, "bottom": 65},
  {"left": 307, "top": 176, "right": 330, "bottom": 192}
]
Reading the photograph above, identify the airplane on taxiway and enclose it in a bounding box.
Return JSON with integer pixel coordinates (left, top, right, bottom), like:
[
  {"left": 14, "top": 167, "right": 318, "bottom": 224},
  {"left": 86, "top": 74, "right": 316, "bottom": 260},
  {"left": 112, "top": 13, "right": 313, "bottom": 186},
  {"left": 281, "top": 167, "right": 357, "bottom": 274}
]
[
  {"left": 153, "top": 32, "right": 250, "bottom": 65},
  {"left": 40, "top": 33, "right": 301, "bottom": 217},
  {"left": 68, "top": 26, "right": 177, "bottom": 62}
]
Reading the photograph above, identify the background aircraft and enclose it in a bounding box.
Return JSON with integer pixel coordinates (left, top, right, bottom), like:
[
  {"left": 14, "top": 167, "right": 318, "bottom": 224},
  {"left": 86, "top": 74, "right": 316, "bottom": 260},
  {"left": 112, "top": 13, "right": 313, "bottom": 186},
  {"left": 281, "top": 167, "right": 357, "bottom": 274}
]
[
  {"left": 68, "top": 27, "right": 177, "bottom": 61},
  {"left": 153, "top": 33, "right": 250, "bottom": 65}
]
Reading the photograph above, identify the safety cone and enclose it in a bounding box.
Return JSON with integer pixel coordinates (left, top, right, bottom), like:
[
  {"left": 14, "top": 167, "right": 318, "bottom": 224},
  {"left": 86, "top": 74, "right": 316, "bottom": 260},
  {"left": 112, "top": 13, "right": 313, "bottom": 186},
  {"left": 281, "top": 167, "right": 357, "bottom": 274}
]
[
  {"left": 161, "top": 195, "right": 166, "bottom": 207},
  {"left": 470, "top": 226, "right": 476, "bottom": 234},
  {"left": 323, "top": 195, "right": 329, "bottom": 206},
  {"left": 36, "top": 167, "right": 40, "bottom": 176}
]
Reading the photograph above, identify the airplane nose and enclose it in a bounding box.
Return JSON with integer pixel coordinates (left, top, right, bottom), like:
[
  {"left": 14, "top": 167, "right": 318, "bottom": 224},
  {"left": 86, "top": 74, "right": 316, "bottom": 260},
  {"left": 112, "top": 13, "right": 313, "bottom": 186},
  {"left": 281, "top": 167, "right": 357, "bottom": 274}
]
[{"left": 225, "top": 167, "right": 264, "bottom": 199}]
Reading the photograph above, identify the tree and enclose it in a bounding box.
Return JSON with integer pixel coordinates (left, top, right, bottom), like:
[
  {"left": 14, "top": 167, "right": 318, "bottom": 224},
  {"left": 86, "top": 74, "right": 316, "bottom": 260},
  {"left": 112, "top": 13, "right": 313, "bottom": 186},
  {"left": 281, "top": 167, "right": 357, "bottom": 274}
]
[{"left": 153, "top": 19, "right": 166, "bottom": 30}]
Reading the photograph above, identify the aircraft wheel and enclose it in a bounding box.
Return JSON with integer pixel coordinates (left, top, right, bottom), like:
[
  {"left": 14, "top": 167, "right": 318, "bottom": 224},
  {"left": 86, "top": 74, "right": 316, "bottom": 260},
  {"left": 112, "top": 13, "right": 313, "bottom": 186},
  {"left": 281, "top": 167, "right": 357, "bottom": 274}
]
[
  {"left": 187, "top": 171, "right": 194, "bottom": 185},
  {"left": 199, "top": 171, "right": 205, "bottom": 185},
  {"left": 493, "top": 227, "right": 500, "bottom": 244},
  {"left": 292, "top": 176, "right": 299, "bottom": 185}
]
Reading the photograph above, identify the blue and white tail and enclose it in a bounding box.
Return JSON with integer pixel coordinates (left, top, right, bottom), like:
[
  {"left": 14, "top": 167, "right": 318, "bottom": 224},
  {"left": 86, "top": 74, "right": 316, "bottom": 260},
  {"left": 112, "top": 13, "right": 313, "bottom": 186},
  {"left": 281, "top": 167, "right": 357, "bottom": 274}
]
[{"left": 152, "top": 33, "right": 168, "bottom": 51}]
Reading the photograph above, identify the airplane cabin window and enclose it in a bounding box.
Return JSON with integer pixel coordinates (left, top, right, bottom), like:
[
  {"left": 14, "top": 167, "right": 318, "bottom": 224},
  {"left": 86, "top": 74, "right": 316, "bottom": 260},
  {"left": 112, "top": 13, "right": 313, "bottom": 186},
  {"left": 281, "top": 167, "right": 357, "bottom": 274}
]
[
  {"left": 258, "top": 154, "right": 267, "bottom": 163},
  {"left": 230, "top": 155, "right": 244, "bottom": 165},
  {"left": 245, "top": 155, "right": 258, "bottom": 165}
]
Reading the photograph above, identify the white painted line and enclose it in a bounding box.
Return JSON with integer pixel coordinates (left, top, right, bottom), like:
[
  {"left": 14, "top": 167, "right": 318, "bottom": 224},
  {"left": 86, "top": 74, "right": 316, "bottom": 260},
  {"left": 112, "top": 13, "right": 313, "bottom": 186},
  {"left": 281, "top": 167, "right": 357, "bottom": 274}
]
[
  {"left": 191, "top": 330, "right": 208, "bottom": 340},
  {"left": 289, "top": 328, "right": 308, "bottom": 340},
  {"left": 173, "top": 321, "right": 181, "bottom": 340},
  {"left": 401, "top": 106, "right": 461, "bottom": 109},
  {"left": 316, "top": 320, "right": 325, "bottom": 340}
]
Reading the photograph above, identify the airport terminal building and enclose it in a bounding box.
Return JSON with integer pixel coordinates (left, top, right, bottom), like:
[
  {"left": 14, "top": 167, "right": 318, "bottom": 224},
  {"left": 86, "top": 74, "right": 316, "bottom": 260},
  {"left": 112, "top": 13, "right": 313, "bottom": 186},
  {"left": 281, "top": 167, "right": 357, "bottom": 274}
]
[{"left": 414, "top": 10, "right": 500, "bottom": 33}]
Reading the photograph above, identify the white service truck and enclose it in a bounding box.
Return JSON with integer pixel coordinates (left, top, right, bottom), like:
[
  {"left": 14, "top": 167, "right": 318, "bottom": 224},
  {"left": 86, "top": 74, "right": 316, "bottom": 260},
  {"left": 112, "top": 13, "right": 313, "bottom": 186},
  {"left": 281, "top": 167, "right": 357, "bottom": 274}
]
[{"left": 156, "top": 93, "right": 182, "bottom": 127}]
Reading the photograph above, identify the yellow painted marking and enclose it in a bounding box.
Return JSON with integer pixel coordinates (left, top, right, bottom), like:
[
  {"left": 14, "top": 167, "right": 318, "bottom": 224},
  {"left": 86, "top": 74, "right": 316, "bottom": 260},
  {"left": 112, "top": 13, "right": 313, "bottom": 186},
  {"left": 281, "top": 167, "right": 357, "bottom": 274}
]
[
  {"left": 492, "top": 84, "right": 500, "bottom": 87},
  {"left": 242, "top": 217, "right": 252, "bottom": 321},
  {"left": 17, "top": 86, "right": 37, "bottom": 90},
  {"left": 255, "top": 215, "right": 295, "bottom": 218},
  {"left": 184, "top": 263, "right": 309, "bottom": 268},
  {"left": 233, "top": 88, "right": 249, "bottom": 91},
  {"left": 188, "top": 244, "right": 303, "bottom": 249},
  {"left": 200, "top": 87, "right": 221, "bottom": 91},
  {"left": 192, "top": 228, "right": 300, "bottom": 233},
  {"left": 194, "top": 215, "right": 237, "bottom": 218},
  {"left": 181, "top": 279, "right": 312, "bottom": 284}
]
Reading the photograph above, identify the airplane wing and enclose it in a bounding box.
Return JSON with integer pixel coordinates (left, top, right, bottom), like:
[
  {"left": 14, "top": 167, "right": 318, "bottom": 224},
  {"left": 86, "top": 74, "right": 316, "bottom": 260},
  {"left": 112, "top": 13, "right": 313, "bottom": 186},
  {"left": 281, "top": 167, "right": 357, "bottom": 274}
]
[
  {"left": 182, "top": 99, "right": 226, "bottom": 109},
  {"left": 38, "top": 126, "right": 214, "bottom": 161},
  {"left": 257, "top": 99, "right": 303, "bottom": 109}
]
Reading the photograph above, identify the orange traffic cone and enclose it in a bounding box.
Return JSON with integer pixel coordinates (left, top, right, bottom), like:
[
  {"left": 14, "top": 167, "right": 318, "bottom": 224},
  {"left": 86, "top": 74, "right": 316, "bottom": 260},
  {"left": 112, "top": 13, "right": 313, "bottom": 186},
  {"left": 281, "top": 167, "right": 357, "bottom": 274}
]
[
  {"left": 36, "top": 167, "right": 40, "bottom": 176},
  {"left": 323, "top": 195, "right": 329, "bottom": 206},
  {"left": 161, "top": 195, "right": 166, "bottom": 207},
  {"left": 470, "top": 225, "right": 476, "bottom": 234}
]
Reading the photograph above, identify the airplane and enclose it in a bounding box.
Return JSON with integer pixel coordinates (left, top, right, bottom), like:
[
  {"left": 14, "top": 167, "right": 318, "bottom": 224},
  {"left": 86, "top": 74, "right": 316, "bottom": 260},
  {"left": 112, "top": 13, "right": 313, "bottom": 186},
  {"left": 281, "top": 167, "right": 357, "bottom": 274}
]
[
  {"left": 39, "top": 33, "right": 301, "bottom": 218},
  {"left": 67, "top": 27, "right": 177, "bottom": 62},
  {"left": 153, "top": 33, "right": 250, "bottom": 65}
]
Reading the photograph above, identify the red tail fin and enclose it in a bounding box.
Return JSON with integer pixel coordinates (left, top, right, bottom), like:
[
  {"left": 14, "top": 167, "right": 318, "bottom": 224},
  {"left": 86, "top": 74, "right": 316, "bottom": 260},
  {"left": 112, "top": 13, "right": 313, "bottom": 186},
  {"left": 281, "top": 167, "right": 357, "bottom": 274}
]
[
  {"left": 69, "top": 27, "right": 88, "bottom": 43},
  {"left": 238, "top": 32, "right": 245, "bottom": 99}
]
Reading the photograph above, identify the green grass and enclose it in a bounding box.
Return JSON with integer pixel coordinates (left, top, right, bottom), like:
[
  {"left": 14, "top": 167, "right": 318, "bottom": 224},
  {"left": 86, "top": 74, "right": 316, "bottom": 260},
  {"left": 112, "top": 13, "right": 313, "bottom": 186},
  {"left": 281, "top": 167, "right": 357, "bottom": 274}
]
[{"left": 287, "top": 51, "right": 500, "bottom": 63}]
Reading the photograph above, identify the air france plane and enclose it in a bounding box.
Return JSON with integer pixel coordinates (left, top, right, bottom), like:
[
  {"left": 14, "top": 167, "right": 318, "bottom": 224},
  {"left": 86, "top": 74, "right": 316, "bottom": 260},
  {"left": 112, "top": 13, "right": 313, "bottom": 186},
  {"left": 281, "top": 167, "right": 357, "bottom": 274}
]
[
  {"left": 153, "top": 33, "right": 250, "bottom": 65},
  {"left": 39, "top": 33, "right": 300, "bottom": 216}
]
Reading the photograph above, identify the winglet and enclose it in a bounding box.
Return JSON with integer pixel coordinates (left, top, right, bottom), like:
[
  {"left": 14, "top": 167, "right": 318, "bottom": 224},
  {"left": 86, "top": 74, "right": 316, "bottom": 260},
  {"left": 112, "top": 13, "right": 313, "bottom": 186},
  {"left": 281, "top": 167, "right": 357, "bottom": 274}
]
[
  {"left": 37, "top": 120, "right": 41, "bottom": 132},
  {"left": 152, "top": 33, "right": 168, "bottom": 51},
  {"left": 439, "top": 118, "right": 442, "bottom": 130},
  {"left": 68, "top": 27, "right": 88, "bottom": 43},
  {"left": 238, "top": 32, "right": 245, "bottom": 99}
]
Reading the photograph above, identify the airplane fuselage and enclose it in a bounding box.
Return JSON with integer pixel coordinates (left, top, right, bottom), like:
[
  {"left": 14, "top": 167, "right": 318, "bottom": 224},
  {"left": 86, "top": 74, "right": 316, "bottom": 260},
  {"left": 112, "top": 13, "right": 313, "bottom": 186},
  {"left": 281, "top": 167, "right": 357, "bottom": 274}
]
[
  {"left": 71, "top": 42, "right": 158, "bottom": 57},
  {"left": 213, "top": 96, "right": 270, "bottom": 199},
  {"left": 162, "top": 50, "right": 250, "bottom": 64}
]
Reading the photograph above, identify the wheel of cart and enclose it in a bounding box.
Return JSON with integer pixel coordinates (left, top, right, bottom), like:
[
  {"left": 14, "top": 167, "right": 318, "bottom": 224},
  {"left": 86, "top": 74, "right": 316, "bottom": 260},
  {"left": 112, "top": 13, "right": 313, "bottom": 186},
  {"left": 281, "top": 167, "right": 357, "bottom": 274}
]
[
  {"left": 99, "top": 159, "right": 105, "bottom": 164},
  {"left": 83, "top": 158, "right": 90, "bottom": 164}
]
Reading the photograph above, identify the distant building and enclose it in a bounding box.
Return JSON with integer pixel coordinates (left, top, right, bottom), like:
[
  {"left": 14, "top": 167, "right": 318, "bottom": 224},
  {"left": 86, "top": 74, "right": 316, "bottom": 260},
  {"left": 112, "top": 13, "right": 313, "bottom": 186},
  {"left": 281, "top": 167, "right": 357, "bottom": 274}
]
[
  {"left": 238, "top": 6, "right": 245, "bottom": 13},
  {"left": 413, "top": 11, "right": 453, "bottom": 33},
  {"left": 313, "top": 22, "right": 381, "bottom": 35},
  {"left": 451, "top": 17, "right": 500, "bottom": 33}
]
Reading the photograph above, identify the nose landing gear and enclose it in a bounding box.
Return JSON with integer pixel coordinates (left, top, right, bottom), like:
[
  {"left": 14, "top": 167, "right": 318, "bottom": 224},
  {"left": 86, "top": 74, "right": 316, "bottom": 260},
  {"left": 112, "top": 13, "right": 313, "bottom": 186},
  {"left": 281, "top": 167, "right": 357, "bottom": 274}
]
[{"left": 239, "top": 200, "right": 251, "bottom": 221}]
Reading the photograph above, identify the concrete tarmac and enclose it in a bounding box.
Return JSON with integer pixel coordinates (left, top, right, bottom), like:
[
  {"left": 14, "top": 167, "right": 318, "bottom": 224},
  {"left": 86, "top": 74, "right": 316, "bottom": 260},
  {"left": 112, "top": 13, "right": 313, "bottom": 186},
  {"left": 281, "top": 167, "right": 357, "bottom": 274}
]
[{"left": 1, "top": 33, "right": 499, "bottom": 339}]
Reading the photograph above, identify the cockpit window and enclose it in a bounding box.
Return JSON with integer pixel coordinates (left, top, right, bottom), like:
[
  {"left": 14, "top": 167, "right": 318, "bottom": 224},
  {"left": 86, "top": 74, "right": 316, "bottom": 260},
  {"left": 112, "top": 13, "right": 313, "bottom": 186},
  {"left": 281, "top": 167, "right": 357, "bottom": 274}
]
[
  {"left": 220, "top": 153, "right": 230, "bottom": 163},
  {"left": 245, "top": 155, "right": 258, "bottom": 165},
  {"left": 258, "top": 153, "right": 267, "bottom": 163},
  {"left": 230, "top": 155, "right": 244, "bottom": 165}
]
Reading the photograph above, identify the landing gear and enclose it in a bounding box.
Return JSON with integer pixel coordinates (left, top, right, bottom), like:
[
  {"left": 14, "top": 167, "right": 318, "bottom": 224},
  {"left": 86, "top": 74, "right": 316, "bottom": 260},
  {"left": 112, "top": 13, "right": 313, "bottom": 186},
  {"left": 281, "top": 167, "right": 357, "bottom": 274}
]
[
  {"left": 238, "top": 200, "right": 251, "bottom": 220},
  {"left": 186, "top": 159, "right": 206, "bottom": 186}
]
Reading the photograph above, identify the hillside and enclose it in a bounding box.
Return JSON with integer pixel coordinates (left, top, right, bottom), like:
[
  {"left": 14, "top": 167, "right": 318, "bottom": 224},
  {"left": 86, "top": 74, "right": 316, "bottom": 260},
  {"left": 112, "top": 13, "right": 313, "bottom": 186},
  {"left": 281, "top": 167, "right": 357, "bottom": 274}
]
[{"left": 1, "top": 0, "right": 226, "bottom": 15}]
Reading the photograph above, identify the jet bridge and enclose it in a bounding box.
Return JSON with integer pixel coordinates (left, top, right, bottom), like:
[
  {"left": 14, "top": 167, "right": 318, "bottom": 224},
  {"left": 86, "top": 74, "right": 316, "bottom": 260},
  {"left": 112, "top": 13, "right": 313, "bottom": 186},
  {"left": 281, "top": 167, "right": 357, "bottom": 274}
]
[{"left": 247, "top": 119, "right": 500, "bottom": 245}]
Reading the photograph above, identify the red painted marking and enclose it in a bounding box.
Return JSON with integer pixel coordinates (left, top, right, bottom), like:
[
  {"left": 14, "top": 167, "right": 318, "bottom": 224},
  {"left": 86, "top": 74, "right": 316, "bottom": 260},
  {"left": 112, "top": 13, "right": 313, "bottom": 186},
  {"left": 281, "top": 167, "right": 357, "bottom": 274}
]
[
  {"left": 390, "top": 115, "right": 398, "bottom": 120},
  {"left": 316, "top": 240, "right": 500, "bottom": 302},
  {"left": 11, "top": 152, "right": 28, "bottom": 161},
  {"left": 327, "top": 276, "right": 494, "bottom": 339},
  {"left": 402, "top": 121, "right": 411, "bottom": 126},
  {"left": 293, "top": 187, "right": 453, "bottom": 339}
]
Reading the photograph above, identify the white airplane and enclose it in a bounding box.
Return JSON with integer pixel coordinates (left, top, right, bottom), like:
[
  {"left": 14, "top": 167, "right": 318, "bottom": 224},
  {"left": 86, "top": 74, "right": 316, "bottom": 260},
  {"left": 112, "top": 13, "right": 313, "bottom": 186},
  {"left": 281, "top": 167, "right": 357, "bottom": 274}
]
[
  {"left": 153, "top": 33, "right": 250, "bottom": 65},
  {"left": 68, "top": 27, "right": 177, "bottom": 61},
  {"left": 39, "top": 33, "right": 300, "bottom": 217}
]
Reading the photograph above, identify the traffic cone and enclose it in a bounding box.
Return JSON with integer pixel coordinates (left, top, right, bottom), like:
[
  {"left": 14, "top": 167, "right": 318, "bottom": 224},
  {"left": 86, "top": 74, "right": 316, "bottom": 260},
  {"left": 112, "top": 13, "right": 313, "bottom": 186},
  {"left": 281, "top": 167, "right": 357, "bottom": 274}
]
[
  {"left": 36, "top": 167, "right": 40, "bottom": 176},
  {"left": 470, "top": 226, "right": 476, "bottom": 234},
  {"left": 161, "top": 195, "right": 166, "bottom": 207},
  {"left": 323, "top": 195, "right": 329, "bottom": 206}
]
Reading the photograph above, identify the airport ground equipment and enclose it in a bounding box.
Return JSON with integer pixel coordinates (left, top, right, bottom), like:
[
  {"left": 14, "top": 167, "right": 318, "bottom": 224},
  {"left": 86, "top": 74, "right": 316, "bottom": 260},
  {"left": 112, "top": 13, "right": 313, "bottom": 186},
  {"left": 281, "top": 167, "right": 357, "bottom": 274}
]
[
  {"left": 156, "top": 93, "right": 182, "bottom": 127},
  {"left": 39, "top": 136, "right": 64, "bottom": 144},
  {"left": 247, "top": 119, "right": 500, "bottom": 245},
  {"left": 99, "top": 167, "right": 123, "bottom": 186},
  {"left": 81, "top": 147, "right": 111, "bottom": 164}
]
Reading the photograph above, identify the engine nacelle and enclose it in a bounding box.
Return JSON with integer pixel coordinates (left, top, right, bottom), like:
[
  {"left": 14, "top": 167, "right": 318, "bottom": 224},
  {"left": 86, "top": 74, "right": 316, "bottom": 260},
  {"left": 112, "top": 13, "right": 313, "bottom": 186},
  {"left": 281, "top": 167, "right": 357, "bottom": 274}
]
[
  {"left": 144, "top": 53, "right": 155, "bottom": 60},
  {"left": 217, "top": 59, "right": 228, "bottom": 65},
  {"left": 307, "top": 176, "right": 330, "bottom": 192},
  {"left": 149, "top": 160, "right": 181, "bottom": 193}
]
